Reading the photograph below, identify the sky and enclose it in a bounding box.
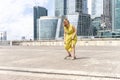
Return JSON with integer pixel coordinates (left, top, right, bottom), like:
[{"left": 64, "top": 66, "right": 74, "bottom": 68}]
[{"left": 0, "top": 0, "right": 91, "bottom": 40}]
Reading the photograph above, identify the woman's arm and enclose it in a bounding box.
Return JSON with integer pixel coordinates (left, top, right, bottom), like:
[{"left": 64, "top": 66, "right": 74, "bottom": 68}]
[
  {"left": 64, "top": 31, "right": 66, "bottom": 44},
  {"left": 72, "top": 26, "right": 77, "bottom": 39}
]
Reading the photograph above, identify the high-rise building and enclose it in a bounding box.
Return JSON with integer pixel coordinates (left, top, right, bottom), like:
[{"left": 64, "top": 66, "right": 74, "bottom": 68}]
[
  {"left": 38, "top": 17, "right": 59, "bottom": 40},
  {"left": 103, "top": 0, "right": 112, "bottom": 30},
  {"left": 66, "top": 0, "right": 88, "bottom": 14},
  {"left": 66, "top": 14, "right": 91, "bottom": 36},
  {"left": 91, "top": 0, "right": 103, "bottom": 37},
  {"left": 112, "top": 0, "right": 120, "bottom": 31},
  {"left": 91, "top": 0, "right": 103, "bottom": 18},
  {"left": 82, "top": 0, "right": 88, "bottom": 14},
  {"left": 55, "top": 0, "right": 81, "bottom": 16},
  {"left": 55, "top": 0, "right": 91, "bottom": 37},
  {"left": 66, "top": 0, "right": 82, "bottom": 14},
  {"left": 55, "top": 0, "right": 67, "bottom": 16},
  {"left": 55, "top": 0, "right": 88, "bottom": 15},
  {"left": 33, "top": 6, "right": 47, "bottom": 40},
  {"left": 92, "top": 0, "right": 120, "bottom": 37}
]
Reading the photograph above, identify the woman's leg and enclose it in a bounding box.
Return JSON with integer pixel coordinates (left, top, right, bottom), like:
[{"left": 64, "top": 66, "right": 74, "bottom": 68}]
[
  {"left": 66, "top": 50, "right": 71, "bottom": 57},
  {"left": 64, "top": 44, "right": 71, "bottom": 57},
  {"left": 64, "top": 49, "right": 71, "bottom": 59},
  {"left": 71, "top": 45, "right": 76, "bottom": 59}
]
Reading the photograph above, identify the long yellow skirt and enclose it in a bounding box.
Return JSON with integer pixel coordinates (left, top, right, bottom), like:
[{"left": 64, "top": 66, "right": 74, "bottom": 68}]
[{"left": 64, "top": 35, "right": 77, "bottom": 52}]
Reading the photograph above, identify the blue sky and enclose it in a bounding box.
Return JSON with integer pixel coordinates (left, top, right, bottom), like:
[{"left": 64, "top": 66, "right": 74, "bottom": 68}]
[{"left": 0, "top": 0, "right": 91, "bottom": 40}]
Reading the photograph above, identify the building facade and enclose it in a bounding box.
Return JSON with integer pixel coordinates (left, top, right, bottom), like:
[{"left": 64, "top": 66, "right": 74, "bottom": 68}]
[
  {"left": 38, "top": 17, "right": 59, "bottom": 40},
  {"left": 66, "top": 0, "right": 83, "bottom": 14},
  {"left": 91, "top": 0, "right": 120, "bottom": 38},
  {"left": 91, "top": 0, "right": 103, "bottom": 18},
  {"left": 112, "top": 0, "right": 120, "bottom": 31},
  {"left": 55, "top": 0, "right": 88, "bottom": 16},
  {"left": 55, "top": 0, "right": 67, "bottom": 16},
  {"left": 55, "top": 0, "right": 91, "bottom": 38},
  {"left": 82, "top": 0, "right": 88, "bottom": 14},
  {"left": 91, "top": 0, "right": 104, "bottom": 37},
  {"left": 103, "top": 0, "right": 112, "bottom": 30},
  {"left": 33, "top": 6, "right": 47, "bottom": 40},
  {"left": 66, "top": 14, "right": 91, "bottom": 36}
]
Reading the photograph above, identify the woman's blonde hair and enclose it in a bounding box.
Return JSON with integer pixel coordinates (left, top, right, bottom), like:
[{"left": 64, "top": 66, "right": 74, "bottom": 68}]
[{"left": 64, "top": 18, "right": 69, "bottom": 24}]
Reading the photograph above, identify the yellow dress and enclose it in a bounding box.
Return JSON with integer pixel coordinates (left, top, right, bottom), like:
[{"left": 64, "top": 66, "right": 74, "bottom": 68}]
[{"left": 64, "top": 24, "right": 77, "bottom": 52}]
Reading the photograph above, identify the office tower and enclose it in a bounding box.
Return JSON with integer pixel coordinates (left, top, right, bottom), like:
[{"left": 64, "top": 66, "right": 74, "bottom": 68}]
[
  {"left": 91, "top": 0, "right": 103, "bottom": 37},
  {"left": 82, "top": 0, "right": 88, "bottom": 14},
  {"left": 66, "top": 0, "right": 83, "bottom": 14},
  {"left": 66, "top": 0, "right": 90, "bottom": 36},
  {"left": 55, "top": 0, "right": 88, "bottom": 16},
  {"left": 103, "top": 0, "right": 112, "bottom": 30},
  {"left": 92, "top": 0, "right": 120, "bottom": 37},
  {"left": 91, "top": 0, "right": 103, "bottom": 18},
  {"left": 112, "top": 0, "right": 120, "bottom": 31},
  {"left": 38, "top": 17, "right": 58, "bottom": 40},
  {"left": 33, "top": 6, "right": 47, "bottom": 40},
  {"left": 55, "top": 0, "right": 67, "bottom": 16},
  {"left": 55, "top": 0, "right": 91, "bottom": 37}
]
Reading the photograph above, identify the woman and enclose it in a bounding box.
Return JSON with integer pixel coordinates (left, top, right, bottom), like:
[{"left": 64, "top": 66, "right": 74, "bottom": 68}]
[{"left": 63, "top": 18, "right": 77, "bottom": 60}]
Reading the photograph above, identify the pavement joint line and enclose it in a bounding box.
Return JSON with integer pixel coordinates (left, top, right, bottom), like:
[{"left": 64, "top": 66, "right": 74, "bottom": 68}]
[{"left": 0, "top": 66, "right": 120, "bottom": 79}]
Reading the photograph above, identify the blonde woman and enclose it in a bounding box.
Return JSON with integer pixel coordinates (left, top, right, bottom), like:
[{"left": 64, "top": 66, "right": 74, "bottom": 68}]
[{"left": 63, "top": 18, "right": 77, "bottom": 60}]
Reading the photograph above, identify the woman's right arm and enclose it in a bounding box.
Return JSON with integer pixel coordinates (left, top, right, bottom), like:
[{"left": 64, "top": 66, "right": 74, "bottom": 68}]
[{"left": 64, "top": 31, "right": 66, "bottom": 44}]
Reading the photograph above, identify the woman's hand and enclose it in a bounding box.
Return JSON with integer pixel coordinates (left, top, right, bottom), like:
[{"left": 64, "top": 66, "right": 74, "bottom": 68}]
[
  {"left": 64, "top": 40, "right": 66, "bottom": 44},
  {"left": 64, "top": 31, "right": 66, "bottom": 44},
  {"left": 72, "top": 35, "right": 75, "bottom": 40},
  {"left": 64, "top": 41, "right": 66, "bottom": 44}
]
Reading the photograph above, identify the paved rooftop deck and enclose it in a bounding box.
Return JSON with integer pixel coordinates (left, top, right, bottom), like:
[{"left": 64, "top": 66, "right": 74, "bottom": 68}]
[{"left": 0, "top": 46, "right": 120, "bottom": 80}]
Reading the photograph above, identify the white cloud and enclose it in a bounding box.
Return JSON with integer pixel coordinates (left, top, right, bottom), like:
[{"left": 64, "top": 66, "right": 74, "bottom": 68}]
[{"left": 0, "top": 0, "right": 49, "bottom": 40}]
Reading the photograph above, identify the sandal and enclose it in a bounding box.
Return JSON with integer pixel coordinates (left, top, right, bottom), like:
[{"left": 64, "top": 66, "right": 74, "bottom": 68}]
[
  {"left": 71, "top": 56, "right": 76, "bottom": 60},
  {"left": 64, "top": 55, "right": 71, "bottom": 59}
]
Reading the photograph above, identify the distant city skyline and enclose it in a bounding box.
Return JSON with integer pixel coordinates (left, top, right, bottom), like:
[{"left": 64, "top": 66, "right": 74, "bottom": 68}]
[
  {"left": 35, "top": 0, "right": 91, "bottom": 40},
  {"left": 0, "top": 0, "right": 92, "bottom": 40}
]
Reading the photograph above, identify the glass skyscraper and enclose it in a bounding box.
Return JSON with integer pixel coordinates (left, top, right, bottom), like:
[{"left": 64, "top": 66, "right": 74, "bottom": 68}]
[
  {"left": 55, "top": 0, "right": 67, "bottom": 16},
  {"left": 91, "top": 0, "right": 103, "bottom": 37},
  {"left": 91, "top": 0, "right": 103, "bottom": 18},
  {"left": 112, "top": 0, "right": 120, "bottom": 31},
  {"left": 38, "top": 17, "right": 58, "bottom": 40},
  {"left": 55, "top": 0, "right": 91, "bottom": 37},
  {"left": 103, "top": 0, "right": 112, "bottom": 30},
  {"left": 82, "top": 0, "right": 88, "bottom": 14},
  {"left": 91, "top": 0, "right": 120, "bottom": 38},
  {"left": 33, "top": 6, "right": 47, "bottom": 40},
  {"left": 55, "top": 0, "right": 88, "bottom": 16},
  {"left": 66, "top": 0, "right": 82, "bottom": 14}
]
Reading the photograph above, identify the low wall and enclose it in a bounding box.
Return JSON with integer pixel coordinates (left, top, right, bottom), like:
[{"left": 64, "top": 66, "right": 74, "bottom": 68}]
[
  {"left": 13, "top": 39, "right": 120, "bottom": 46},
  {"left": 0, "top": 41, "right": 12, "bottom": 46}
]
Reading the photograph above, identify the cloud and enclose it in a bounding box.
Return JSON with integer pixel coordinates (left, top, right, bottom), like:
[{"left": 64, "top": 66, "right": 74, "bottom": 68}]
[{"left": 0, "top": 0, "right": 49, "bottom": 40}]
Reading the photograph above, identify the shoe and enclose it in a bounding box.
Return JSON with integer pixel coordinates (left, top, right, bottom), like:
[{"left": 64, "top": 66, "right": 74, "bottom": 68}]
[
  {"left": 71, "top": 56, "right": 76, "bottom": 60},
  {"left": 64, "top": 55, "right": 71, "bottom": 59}
]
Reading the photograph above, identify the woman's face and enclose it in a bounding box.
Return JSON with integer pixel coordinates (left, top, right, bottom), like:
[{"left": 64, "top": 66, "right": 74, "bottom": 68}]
[{"left": 64, "top": 20, "right": 69, "bottom": 27}]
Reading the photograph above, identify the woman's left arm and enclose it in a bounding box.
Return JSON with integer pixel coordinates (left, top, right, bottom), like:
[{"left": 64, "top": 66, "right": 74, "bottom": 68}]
[{"left": 72, "top": 26, "right": 77, "bottom": 39}]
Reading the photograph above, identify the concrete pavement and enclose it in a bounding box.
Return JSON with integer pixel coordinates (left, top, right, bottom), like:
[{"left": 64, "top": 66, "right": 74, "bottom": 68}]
[{"left": 0, "top": 46, "right": 120, "bottom": 80}]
